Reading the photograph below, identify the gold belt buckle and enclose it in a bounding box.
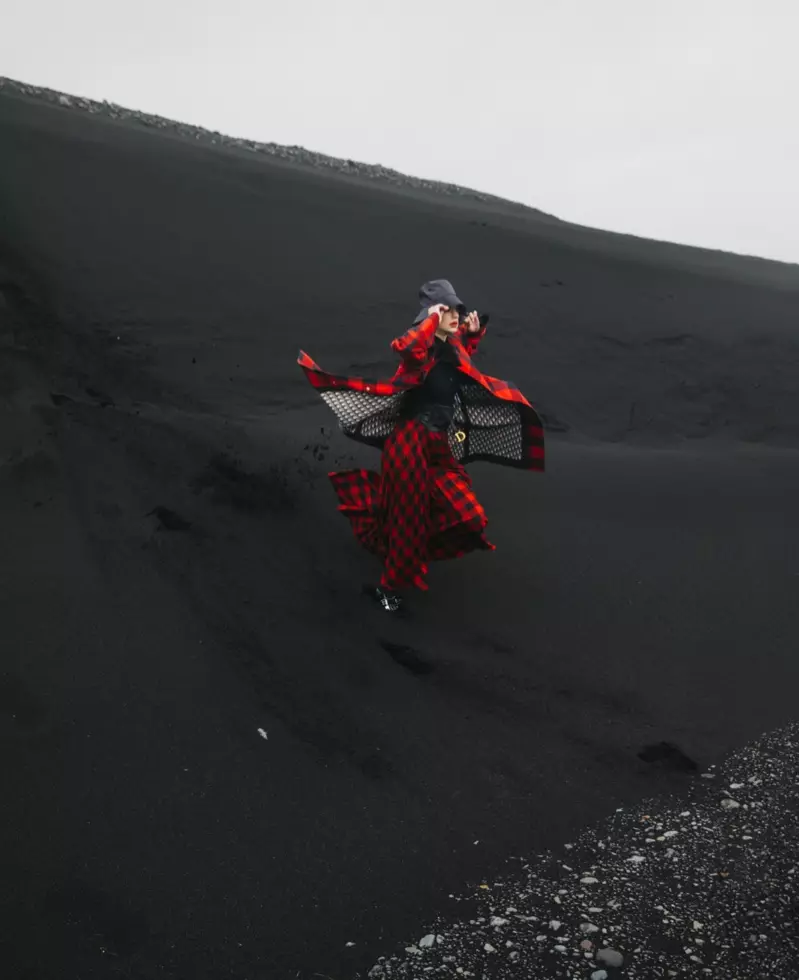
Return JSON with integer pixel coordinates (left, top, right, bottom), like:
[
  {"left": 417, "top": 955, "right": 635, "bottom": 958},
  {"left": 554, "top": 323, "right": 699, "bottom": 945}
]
[{"left": 454, "top": 430, "right": 466, "bottom": 443}]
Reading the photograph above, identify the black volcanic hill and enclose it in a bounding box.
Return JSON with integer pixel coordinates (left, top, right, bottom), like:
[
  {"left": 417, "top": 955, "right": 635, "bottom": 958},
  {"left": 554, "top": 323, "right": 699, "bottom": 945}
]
[{"left": 2, "top": 82, "right": 798, "bottom": 980}]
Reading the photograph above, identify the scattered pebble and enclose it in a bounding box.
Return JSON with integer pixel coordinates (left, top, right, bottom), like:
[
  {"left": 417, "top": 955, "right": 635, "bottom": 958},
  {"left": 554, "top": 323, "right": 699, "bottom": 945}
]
[{"left": 364, "top": 723, "right": 799, "bottom": 979}]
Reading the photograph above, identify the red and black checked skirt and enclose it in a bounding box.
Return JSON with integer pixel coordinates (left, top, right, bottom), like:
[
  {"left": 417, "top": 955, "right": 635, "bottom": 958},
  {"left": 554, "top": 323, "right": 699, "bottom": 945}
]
[{"left": 329, "top": 419, "right": 495, "bottom": 592}]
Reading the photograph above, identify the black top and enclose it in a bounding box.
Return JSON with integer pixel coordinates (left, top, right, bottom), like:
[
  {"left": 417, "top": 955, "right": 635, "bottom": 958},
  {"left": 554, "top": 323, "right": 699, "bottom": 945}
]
[{"left": 399, "top": 338, "right": 462, "bottom": 431}]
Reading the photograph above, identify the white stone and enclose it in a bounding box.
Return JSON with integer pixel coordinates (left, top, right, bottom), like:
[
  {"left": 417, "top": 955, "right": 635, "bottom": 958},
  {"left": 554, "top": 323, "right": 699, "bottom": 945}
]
[{"left": 596, "top": 948, "right": 624, "bottom": 968}]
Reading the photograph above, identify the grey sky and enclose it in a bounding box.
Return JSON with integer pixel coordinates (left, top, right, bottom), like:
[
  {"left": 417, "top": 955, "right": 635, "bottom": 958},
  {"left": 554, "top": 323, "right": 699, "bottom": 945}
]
[{"left": 4, "top": 0, "right": 798, "bottom": 263}]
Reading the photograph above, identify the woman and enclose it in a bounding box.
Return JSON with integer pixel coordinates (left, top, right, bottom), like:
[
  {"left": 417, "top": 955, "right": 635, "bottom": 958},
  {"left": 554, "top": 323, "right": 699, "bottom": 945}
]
[{"left": 298, "top": 279, "right": 545, "bottom": 614}]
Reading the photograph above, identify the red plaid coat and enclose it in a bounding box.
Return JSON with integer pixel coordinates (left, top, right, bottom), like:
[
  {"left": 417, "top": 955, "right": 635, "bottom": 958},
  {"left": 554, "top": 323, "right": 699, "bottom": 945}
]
[{"left": 298, "top": 315, "right": 545, "bottom": 471}]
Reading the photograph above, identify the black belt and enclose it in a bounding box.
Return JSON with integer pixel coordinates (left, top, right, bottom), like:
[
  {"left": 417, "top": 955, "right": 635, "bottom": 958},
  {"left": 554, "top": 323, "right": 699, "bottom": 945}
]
[
  {"left": 415, "top": 405, "right": 453, "bottom": 432},
  {"left": 413, "top": 409, "right": 467, "bottom": 444}
]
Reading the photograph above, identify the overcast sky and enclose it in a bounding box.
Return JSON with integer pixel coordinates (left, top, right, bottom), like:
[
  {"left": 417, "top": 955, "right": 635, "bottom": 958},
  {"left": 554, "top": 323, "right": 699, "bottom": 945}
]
[{"left": 4, "top": 0, "right": 798, "bottom": 264}]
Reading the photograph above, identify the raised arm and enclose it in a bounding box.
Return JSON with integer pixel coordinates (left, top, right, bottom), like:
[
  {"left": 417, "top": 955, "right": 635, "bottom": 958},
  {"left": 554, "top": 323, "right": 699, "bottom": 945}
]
[
  {"left": 390, "top": 306, "right": 444, "bottom": 365},
  {"left": 459, "top": 312, "right": 489, "bottom": 357}
]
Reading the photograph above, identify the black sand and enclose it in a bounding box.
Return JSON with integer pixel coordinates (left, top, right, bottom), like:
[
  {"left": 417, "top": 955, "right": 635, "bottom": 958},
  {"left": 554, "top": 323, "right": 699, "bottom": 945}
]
[{"left": 2, "top": 90, "right": 799, "bottom": 979}]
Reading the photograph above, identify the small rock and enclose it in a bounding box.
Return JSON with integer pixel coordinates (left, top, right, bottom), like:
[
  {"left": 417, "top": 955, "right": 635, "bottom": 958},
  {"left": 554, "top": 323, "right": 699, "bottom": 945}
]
[
  {"left": 554, "top": 944, "right": 567, "bottom": 953},
  {"left": 484, "top": 943, "right": 497, "bottom": 954},
  {"left": 721, "top": 799, "right": 741, "bottom": 810},
  {"left": 549, "top": 920, "right": 562, "bottom": 931},
  {"left": 581, "top": 876, "right": 599, "bottom": 885},
  {"left": 591, "top": 972, "right": 609, "bottom": 980},
  {"left": 581, "top": 939, "right": 595, "bottom": 951},
  {"left": 596, "top": 948, "right": 624, "bottom": 969},
  {"left": 419, "top": 934, "right": 436, "bottom": 948},
  {"left": 581, "top": 923, "right": 600, "bottom": 935},
  {"left": 490, "top": 916, "right": 509, "bottom": 927}
]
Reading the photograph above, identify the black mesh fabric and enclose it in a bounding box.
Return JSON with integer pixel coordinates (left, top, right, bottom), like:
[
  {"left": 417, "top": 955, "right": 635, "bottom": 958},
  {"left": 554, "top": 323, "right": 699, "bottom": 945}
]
[
  {"left": 458, "top": 386, "right": 524, "bottom": 462},
  {"left": 320, "top": 384, "right": 528, "bottom": 468},
  {"left": 319, "top": 389, "right": 404, "bottom": 447}
]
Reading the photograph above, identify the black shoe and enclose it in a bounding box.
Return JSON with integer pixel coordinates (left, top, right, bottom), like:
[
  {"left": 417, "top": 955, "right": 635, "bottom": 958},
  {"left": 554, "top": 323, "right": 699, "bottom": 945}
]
[{"left": 363, "top": 585, "right": 404, "bottom": 614}]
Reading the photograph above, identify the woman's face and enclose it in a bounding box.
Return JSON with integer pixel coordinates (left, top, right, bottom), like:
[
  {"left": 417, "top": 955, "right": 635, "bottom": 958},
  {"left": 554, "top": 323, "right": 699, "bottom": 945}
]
[{"left": 439, "top": 307, "right": 461, "bottom": 333}]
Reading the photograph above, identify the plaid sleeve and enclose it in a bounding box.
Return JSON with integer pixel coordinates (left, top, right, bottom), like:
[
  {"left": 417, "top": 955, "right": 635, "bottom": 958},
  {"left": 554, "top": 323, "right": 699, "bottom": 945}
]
[
  {"left": 459, "top": 319, "right": 488, "bottom": 357},
  {"left": 390, "top": 314, "right": 439, "bottom": 364}
]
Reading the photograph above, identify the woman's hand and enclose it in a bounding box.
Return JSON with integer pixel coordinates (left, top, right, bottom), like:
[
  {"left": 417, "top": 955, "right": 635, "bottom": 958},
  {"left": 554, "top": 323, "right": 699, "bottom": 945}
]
[{"left": 464, "top": 310, "right": 481, "bottom": 334}]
